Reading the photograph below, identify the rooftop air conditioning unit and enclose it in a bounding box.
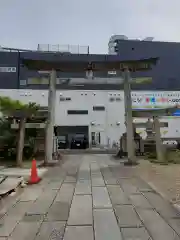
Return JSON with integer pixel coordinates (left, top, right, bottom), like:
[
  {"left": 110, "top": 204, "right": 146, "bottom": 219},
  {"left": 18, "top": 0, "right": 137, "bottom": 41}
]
[{"left": 143, "top": 37, "right": 154, "bottom": 41}]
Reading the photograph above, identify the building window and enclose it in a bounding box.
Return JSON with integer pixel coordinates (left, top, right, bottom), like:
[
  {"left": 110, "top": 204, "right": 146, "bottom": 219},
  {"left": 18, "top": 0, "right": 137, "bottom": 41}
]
[
  {"left": 28, "top": 77, "right": 49, "bottom": 85},
  {"left": 108, "top": 71, "right": 117, "bottom": 75},
  {"left": 60, "top": 97, "right": 71, "bottom": 101},
  {"left": 93, "top": 106, "right": 105, "bottom": 111},
  {"left": 66, "top": 97, "right": 71, "bottom": 101},
  {"left": 67, "top": 110, "right": 88, "bottom": 115},
  {"left": 19, "top": 79, "right": 27, "bottom": 86},
  {"left": 109, "top": 97, "right": 115, "bottom": 102}
]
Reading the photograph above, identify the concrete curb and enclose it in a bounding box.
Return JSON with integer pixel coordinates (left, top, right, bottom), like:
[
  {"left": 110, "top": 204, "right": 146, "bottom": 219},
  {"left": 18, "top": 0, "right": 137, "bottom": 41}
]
[{"left": 141, "top": 178, "right": 180, "bottom": 214}]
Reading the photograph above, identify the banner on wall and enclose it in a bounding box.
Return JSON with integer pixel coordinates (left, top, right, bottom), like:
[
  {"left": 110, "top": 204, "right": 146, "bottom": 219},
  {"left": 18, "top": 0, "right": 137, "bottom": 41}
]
[{"left": 132, "top": 93, "right": 180, "bottom": 109}]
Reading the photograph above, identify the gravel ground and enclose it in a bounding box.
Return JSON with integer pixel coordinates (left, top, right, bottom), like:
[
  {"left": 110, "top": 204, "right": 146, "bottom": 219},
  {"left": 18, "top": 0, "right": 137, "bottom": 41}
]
[{"left": 135, "top": 160, "right": 180, "bottom": 204}]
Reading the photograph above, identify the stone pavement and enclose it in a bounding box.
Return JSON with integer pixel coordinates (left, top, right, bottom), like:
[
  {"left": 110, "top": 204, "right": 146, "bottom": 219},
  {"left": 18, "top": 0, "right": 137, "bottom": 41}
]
[{"left": 0, "top": 154, "right": 180, "bottom": 239}]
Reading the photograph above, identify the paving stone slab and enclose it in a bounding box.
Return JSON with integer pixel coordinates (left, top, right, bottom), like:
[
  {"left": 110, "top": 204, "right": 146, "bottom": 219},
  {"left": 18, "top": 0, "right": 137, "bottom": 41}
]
[
  {"left": 19, "top": 188, "right": 43, "bottom": 201},
  {"left": 90, "top": 163, "right": 99, "bottom": 171},
  {"left": 129, "top": 194, "right": 153, "bottom": 209},
  {"left": 107, "top": 185, "right": 130, "bottom": 205},
  {"left": 92, "top": 187, "right": 112, "bottom": 208},
  {"left": 8, "top": 221, "right": 42, "bottom": 240},
  {"left": 120, "top": 182, "right": 140, "bottom": 196},
  {"left": 94, "top": 209, "right": 122, "bottom": 240},
  {"left": 168, "top": 219, "right": 180, "bottom": 236},
  {"left": 26, "top": 201, "right": 52, "bottom": 215},
  {"left": 0, "top": 191, "right": 21, "bottom": 216},
  {"left": 75, "top": 182, "right": 91, "bottom": 195},
  {"left": 114, "top": 205, "right": 142, "bottom": 227},
  {"left": 104, "top": 178, "right": 118, "bottom": 185},
  {"left": 101, "top": 169, "right": 117, "bottom": 184},
  {"left": 36, "top": 189, "right": 58, "bottom": 202},
  {"left": 68, "top": 195, "right": 92, "bottom": 225},
  {"left": 6, "top": 201, "right": 32, "bottom": 221},
  {"left": 63, "top": 226, "right": 93, "bottom": 240},
  {"left": 91, "top": 174, "right": 105, "bottom": 186},
  {"left": 46, "top": 179, "right": 63, "bottom": 189},
  {"left": 35, "top": 221, "right": 66, "bottom": 240},
  {"left": 121, "top": 227, "right": 152, "bottom": 240},
  {"left": 45, "top": 201, "right": 70, "bottom": 221},
  {"left": 54, "top": 183, "right": 75, "bottom": 203},
  {"left": 66, "top": 172, "right": 78, "bottom": 178},
  {"left": 0, "top": 216, "right": 19, "bottom": 237},
  {"left": 78, "top": 174, "right": 91, "bottom": 181},
  {"left": 22, "top": 214, "right": 45, "bottom": 222},
  {"left": 78, "top": 169, "right": 91, "bottom": 181},
  {"left": 143, "top": 192, "right": 180, "bottom": 219},
  {"left": 134, "top": 178, "right": 154, "bottom": 192},
  {"left": 64, "top": 176, "right": 77, "bottom": 183},
  {"left": 77, "top": 176, "right": 91, "bottom": 181},
  {"left": 136, "top": 208, "right": 180, "bottom": 240}
]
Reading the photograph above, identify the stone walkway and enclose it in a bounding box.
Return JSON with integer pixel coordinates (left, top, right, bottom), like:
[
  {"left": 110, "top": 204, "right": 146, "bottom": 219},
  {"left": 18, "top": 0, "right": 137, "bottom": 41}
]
[{"left": 1, "top": 154, "right": 180, "bottom": 239}]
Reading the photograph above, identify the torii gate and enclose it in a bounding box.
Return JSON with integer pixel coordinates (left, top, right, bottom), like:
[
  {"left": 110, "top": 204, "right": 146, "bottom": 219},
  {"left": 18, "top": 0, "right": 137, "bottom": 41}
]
[{"left": 20, "top": 52, "right": 158, "bottom": 165}]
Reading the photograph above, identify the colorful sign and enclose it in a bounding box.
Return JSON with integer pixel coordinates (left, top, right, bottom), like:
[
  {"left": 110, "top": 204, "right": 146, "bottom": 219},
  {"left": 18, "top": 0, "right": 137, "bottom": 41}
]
[
  {"left": 172, "top": 109, "right": 180, "bottom": 116},
  {"left": 132, "top": 94, "right": 180, "bottom": 109}
]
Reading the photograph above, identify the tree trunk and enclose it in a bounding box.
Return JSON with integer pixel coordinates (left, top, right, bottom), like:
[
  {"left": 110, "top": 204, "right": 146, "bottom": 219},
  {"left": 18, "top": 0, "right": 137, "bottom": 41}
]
[{"left": 16, "top": 118, "right": 26, "bottom": 167}]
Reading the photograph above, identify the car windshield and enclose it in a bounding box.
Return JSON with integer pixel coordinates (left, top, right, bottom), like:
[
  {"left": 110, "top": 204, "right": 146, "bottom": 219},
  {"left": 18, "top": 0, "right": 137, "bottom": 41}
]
[
  {"left": 58, "top": 136, "right": 66, "bottom": 141},
  {"left": 74, "top": 134, "right": 85, "bottom": 139}
]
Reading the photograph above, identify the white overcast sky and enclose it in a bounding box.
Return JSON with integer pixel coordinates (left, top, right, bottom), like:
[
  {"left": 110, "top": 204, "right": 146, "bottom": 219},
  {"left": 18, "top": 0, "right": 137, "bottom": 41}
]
[{"left": 0, "top": 0, "right": 179, "bottom": 53}]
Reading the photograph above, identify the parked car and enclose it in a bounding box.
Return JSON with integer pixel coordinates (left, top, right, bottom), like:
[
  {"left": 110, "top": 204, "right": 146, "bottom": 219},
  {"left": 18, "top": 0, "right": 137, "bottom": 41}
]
[
  {"left": 57, "top": 135, "right": 68, "bottom": 149},
  {"left": 71, "top": 134, "right": 88, "bottom": 149}
]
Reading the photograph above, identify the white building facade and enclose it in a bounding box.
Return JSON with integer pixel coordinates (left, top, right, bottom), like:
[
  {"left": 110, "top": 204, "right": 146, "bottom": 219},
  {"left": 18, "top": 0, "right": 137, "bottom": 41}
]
[{"left": 1, "top": 89, "right": 180, "bottom": 148}]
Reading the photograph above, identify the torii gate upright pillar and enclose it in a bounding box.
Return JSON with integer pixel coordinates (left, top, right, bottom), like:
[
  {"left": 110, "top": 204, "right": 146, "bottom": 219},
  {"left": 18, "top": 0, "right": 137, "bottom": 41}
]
[
  {"left": 123, "top": 68, "right": 136, "bottom": 164},
  {"left": 45, "top": 69, "right": 56, "bottom": 163}
]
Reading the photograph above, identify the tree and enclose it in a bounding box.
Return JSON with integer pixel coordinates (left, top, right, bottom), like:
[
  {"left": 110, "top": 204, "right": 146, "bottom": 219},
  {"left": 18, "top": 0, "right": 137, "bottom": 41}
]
[
  {"left": 0, "top": 117, "right": 16, "bottom": 160},
  {"left": 0, "top": 96, "right": 39, "bottom": 167}
]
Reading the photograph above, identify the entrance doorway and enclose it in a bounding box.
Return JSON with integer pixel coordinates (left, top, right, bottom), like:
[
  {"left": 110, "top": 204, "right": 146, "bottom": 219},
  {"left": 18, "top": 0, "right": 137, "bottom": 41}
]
[
  {"left": 91, "top": 132, "right": 101, "bottom": 146},
  {"left": 54, "top": 125, "right": 89, "bottom": 149}
]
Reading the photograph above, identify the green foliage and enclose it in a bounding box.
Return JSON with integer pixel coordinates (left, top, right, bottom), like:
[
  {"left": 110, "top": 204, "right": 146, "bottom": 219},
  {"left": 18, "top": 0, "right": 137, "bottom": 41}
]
[
  {"left": 0, "top": 96, "right": 40, "bottom": 163},
  {"left": 0, "top": 96, "right": 40, "bottom": 117},
  {"left": 0, "top": 118, "right": 15, "bottom": 143},
  {"left": 146, "top": 148, "right": 180, "bottom": 165},
  {"left": 0, "top": 118, "right": 16, "bottom": 160},
  {"left": 166, "top": 149, "right": 180, "bottom": 164},
  {"left": 0, "top": 118, "right": 38, "bottom": 161}
]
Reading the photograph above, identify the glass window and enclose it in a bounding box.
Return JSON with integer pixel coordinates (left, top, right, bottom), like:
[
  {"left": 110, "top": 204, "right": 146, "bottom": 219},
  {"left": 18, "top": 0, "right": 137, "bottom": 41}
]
[
  {"left": 67, "top": 110, "right": 88, "bottom": 115},
  {"left": 93, "top": 106, "right": 105, "bottom": 111},
  {"left": 19, "top": 79, "right": 27, "bottom": 86}
]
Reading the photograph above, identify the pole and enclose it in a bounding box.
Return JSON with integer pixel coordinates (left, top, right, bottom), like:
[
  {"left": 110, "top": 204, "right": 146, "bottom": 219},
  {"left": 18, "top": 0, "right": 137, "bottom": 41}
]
[
  {"left": 123, "top": 68, "right": 136, "bottom": 164},
  {"left": 45, "top": 69, "right": 56, "bottom": 163}
]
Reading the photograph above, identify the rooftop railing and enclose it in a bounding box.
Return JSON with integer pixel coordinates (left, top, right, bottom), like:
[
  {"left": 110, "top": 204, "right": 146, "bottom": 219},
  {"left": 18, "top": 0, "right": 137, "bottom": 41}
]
[{"left": 0, "top": 44, "right": 90, "bottom": 54}]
